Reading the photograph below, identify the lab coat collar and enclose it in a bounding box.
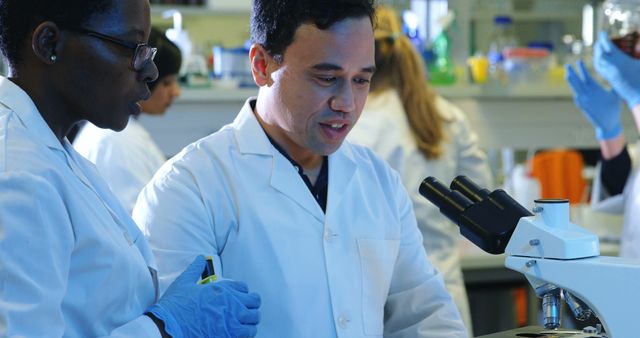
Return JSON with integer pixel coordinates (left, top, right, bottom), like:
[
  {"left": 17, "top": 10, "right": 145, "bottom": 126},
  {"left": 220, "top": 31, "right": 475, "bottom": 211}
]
[
  {"left": 0, "top": 77, "right": 97, "bottom": 193},
  {"left": 0, "top": 76, "right": 65, "bottom": 153},
  {"left": 232, "top": 97, "right": 357, "bottom": 219},
  {"left": 233, "top": 98, "right": 324, "bottom": 220},
  {"left": 233, "top": 97, "right": 273, "bottom": 156},
  {"left": 0, "top": 77, "right": 145, "bottom": 256}
]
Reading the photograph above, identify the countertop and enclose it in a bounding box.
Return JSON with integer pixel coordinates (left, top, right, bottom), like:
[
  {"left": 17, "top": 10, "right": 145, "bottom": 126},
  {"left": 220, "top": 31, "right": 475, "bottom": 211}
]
[{"left": 173, "top": 82, "right": 575, "bottom": 103}]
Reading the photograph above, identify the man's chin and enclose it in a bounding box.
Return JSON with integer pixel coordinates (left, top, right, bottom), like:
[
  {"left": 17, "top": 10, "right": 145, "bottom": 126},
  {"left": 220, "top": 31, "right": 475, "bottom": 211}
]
[{"left": 316, "top": 142, "right": 344, "bottom": 156}]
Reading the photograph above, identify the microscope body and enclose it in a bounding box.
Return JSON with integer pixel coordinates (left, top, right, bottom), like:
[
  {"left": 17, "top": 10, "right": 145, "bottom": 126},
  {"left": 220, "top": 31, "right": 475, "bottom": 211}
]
[
  {"left": 505, "top": 200, "right": 640, "bottom": 338},
  {"left": 420, "top": 176, "right": 640, "bottom": 338}
]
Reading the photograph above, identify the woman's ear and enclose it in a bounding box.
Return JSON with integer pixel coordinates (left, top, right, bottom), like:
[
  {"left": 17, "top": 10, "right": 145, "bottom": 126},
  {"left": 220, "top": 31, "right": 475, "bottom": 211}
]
[
  {"left": 31, "top": 21, "right": 61, "bottom": 65},
  {"left": 250, "top": 43, "right": 274, "bottom": 86}
]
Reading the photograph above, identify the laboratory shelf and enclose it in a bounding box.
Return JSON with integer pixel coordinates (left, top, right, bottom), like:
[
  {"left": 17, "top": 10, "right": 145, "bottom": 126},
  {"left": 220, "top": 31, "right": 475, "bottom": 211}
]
[
  {"left": 470, "top": 12, "right": 581, "bottom": 22},
  {"left": 172, "top": 82, "right": 573, "bottom": 104},
  {"left": 151, "top": 4, "right": 249, "bottom": 16},
  {"left": 434, "top": 82, "right": 573, "bottom": 99}
]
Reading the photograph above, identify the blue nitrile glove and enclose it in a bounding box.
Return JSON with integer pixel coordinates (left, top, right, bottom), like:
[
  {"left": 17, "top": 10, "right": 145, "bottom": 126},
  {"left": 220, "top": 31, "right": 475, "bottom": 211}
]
[
  {"left": 565, "top": 59, "right": 623, "bottom": 140},
  {"left": 594, "top": 31, "right": 640, "bottom": 109},
  {"left": 147, "top": 255, "right": 261, "bottom": 338}
]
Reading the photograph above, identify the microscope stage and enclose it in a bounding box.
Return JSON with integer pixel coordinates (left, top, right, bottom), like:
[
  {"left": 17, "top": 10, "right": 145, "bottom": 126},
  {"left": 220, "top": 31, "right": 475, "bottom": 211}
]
[{"left": 476, "top": 325, "right": 605, "bottom": 338}]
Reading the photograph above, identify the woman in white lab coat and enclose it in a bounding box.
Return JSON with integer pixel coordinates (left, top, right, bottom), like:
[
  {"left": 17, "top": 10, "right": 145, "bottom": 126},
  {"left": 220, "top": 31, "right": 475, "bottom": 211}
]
[
  {"left": 0, "top": 0, "right": 260, "bottom": 336},
  {"left": 348, "top": 6, "right": 493, "bottom": 335},
  {"left": 73, "top": 27, "right": 181, "bottom": 214}
]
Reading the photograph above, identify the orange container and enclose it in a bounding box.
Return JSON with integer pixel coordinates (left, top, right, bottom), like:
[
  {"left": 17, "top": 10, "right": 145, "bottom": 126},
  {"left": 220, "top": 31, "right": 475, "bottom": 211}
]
[{"left": 530, "top": 149, "right": 587, "bottom": 204}]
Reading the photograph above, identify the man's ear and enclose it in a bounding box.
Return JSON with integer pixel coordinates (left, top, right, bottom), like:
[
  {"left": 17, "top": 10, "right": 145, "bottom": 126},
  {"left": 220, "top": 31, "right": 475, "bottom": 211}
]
[
  {"left": 250, "top": 43, "right": 275, "bottom": 86},
  {"left": 31, "top": 21, "right": 61, "bottom": 65}
]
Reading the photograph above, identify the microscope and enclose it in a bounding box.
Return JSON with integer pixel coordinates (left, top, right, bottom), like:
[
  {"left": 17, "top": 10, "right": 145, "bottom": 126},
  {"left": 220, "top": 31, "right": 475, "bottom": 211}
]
[{"left": 420, "top": 176, "right": 640, "bottom": 338}]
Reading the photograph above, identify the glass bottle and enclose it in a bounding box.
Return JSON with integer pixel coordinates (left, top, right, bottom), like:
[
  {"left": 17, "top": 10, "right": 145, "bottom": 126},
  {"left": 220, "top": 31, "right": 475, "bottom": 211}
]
[
  {"left": 487, "top": 15, "right": 518, "bottom": 83},
  {"left": 602, "top": 0, "right": 640, "bottom": 58}
]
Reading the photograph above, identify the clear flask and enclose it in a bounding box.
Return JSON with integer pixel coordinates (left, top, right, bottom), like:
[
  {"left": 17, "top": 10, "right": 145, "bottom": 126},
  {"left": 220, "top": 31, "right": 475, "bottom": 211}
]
[
  {"left": 602, "top": 0, "right": 640, "bottom": 58},
  {"left": 487, "top": 15, "right": 518, "bottom": 82}
]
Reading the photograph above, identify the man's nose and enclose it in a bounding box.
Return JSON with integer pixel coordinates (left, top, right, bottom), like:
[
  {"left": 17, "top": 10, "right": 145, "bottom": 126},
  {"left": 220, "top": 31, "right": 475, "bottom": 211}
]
[{"left": 330, "top": 82, "right": 356, "bottom": 113}]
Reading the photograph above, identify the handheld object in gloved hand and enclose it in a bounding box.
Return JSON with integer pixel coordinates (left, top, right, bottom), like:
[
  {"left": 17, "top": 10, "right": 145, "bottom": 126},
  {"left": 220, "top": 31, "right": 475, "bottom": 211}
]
[
  {"left": 198, "top": 256, "right": 217, "bottom": 284},
  {"left": 147, "top": 255, "right": 261, "bottom": 338}
]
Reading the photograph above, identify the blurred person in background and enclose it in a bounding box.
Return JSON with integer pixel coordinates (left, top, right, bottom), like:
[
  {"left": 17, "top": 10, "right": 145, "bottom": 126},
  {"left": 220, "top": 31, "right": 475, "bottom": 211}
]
[
  {"left": 566, "top": 31, "right": 640, "bottom": 259},
  {"left": 0, "top": 0, "right": 260, "bottom": 336},
  {"left": 348, "top": 6, "right": 493, "bottom": 335},
  {"left": 74, "top": 26, "right": 181, "bottom": 214}
]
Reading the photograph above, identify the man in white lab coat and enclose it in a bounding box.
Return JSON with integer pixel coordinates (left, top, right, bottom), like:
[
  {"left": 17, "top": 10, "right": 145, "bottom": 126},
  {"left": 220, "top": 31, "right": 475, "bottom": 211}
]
[{"left": 133, "top": 0, "right": 467, "bottom": 337}]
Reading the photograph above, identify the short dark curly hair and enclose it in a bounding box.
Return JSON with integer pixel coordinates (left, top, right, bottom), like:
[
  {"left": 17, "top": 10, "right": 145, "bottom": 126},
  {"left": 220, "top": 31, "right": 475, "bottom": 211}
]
[
  {"left": 250, "top": 0, "right": 375, "bottom": 62},
  {"left": 0, "top": 0, "right": 112, "bottom": 70}
]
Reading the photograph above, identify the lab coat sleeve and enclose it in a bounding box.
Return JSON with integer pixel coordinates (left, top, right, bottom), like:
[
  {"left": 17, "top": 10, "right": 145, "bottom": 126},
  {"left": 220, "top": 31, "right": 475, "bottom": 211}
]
[
  {"left": 383, "top": 172, "right": 467, "bottom": 338},
  {"left": 590, "top": 142, "right": 640, "bottom": 214},
  {"left": 590, "top": 161, "right": 627, "bottom": 214},
  {"left": 89, "top": 135, "right": 156, "bottom": 215},
  {"left": 0, "top": 172, "right": 161, "bottom": 338},
  {"left": 349, "top": 110, "right": 380, "bottom": 149},
  {"left": 451, "top": 102, "right": 494, "bottom": 189},
  {"left": 133, "top": 159, "right": 219, "bottom": 294},
  {"left": 348, "top": 105, "right": 405, "bottom": 170}
]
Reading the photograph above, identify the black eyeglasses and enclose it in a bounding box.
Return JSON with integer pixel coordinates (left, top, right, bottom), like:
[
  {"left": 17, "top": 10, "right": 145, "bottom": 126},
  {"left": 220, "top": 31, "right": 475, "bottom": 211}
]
[{"left": 66, "top": 27, "right": 157, "bottom": 71}]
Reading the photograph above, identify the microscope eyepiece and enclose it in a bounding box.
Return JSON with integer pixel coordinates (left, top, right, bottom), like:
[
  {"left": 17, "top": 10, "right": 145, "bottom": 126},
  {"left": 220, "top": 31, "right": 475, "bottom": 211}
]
[
  {"left": 451, "top": 175, "right": 491, "bottom": 203},
  {"left": 419, "top": 177, "right": 474, "bottom": 223},
  {"left": 419, "top": 175, "right": 532, "bottom": 254}
]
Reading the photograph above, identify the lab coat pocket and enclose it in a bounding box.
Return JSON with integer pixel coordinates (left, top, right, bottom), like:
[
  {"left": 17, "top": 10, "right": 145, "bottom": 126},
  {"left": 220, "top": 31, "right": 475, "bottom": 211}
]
[{"left": 357, "top": 238, "right": 400, "bottom": 336}]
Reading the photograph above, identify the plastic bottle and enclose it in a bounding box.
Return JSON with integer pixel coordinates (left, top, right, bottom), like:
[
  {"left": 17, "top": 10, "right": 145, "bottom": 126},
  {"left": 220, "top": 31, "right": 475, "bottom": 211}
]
[
  {"left": 602, "top": 0, "right": 640, "bottom": 58},
  {"left": 487, "top": 15, "right": 518, "bottom": 83},
  {"left": 428, "top": 11, "right": 456, "bottom": 85}
]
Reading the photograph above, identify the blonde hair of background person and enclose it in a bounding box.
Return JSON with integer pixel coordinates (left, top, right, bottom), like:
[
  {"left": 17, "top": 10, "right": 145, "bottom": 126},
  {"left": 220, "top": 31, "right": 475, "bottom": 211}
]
[
  {"left": 371, "top": 6, "right": 445, "bottom": 159},
  {"left": 349, "top": 5, "right": 494, "bottom": 335}
]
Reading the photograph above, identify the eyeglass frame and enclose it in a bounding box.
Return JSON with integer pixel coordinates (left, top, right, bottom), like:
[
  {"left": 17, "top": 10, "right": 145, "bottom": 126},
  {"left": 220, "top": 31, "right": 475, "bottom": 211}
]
[{"left": 64, "top": 27, "right": 157, "bottom": 71}]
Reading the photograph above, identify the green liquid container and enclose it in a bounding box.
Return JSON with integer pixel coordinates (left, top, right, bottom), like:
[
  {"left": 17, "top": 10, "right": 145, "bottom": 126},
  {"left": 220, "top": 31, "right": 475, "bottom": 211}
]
[{"left": 428, "top": 29, "right": 456, "bottom": 85}]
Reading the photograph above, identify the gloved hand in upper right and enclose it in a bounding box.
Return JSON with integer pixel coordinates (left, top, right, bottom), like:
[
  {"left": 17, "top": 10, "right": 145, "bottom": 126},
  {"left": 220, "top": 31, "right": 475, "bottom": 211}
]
[
  {"left": 147, "top": 255, "right": 261, "bottom": 338},
  {"left": 565, "top": 59, "right": 623, "bottom": 140},
  {"left": 594, "top": 31, "right": 640, "bottom": 109}
]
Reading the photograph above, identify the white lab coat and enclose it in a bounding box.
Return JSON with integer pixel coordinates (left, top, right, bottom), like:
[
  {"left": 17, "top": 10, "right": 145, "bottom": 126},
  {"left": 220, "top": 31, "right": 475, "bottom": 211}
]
[
  {"left": 348, "top": 89, "right": 493, "bottom": 334},
  {"left": 74, "top": 116, "right": 166, "bottom": 214},
  {"left": 590, "top": 143, "right": 640, "bottom": 258},
  {"left": 0, "top": 77, "right": 160, "bottom": 337},
  {"left": 134, "top": 98, "right": 467, "bottom": 338}
]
